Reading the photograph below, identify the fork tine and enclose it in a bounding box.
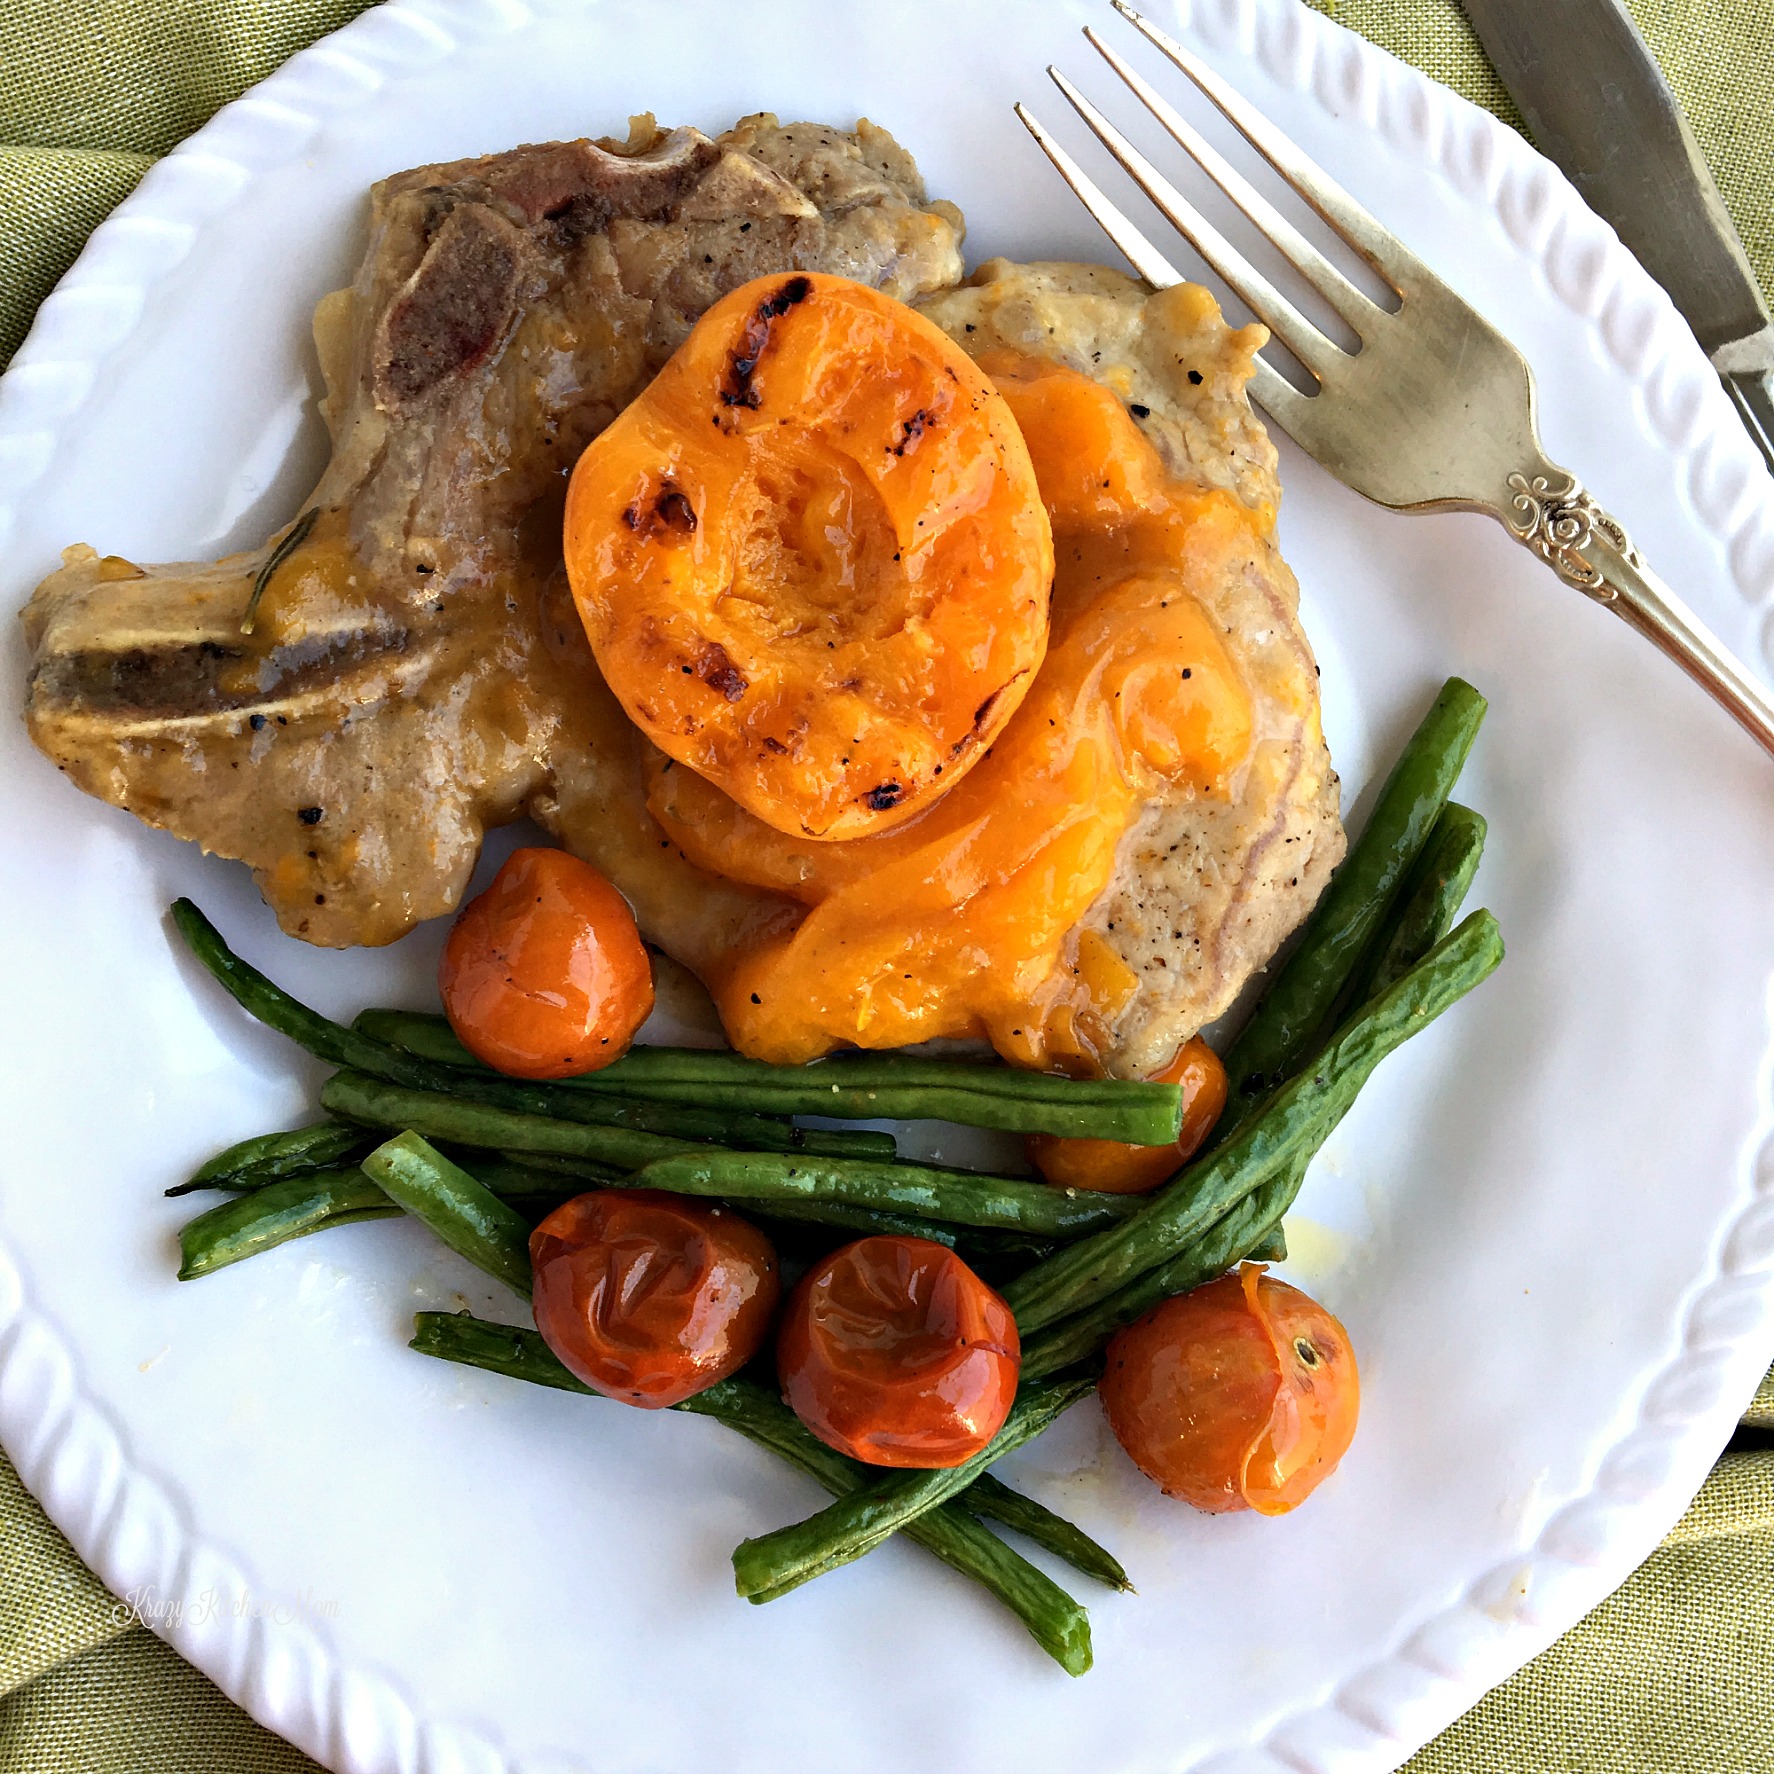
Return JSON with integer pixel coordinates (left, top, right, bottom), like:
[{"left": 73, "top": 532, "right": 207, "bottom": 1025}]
[
  {"left": 1081, "top": 26, "right": 1378, "bottom": 334},
  {"left": 1245, "top": 355, "right": 1316, "bottom": 436},
  {"left": 1047, "top": 66, "right": 1342, "bottom": 379},
  {"left": 1013, "top": 103, "right": 1186, "bottom": 290},
  {"left": 1014, "top": 104, "right": 1317, "bottom": 448},
  {"left": 1111, "top": 0, "right": 1418, "bottom": 294}
]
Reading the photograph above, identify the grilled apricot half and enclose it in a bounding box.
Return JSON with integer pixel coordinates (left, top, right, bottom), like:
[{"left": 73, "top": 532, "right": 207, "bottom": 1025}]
[{"left": 562, "top": 272, "right": 1053, "bottom": 841}]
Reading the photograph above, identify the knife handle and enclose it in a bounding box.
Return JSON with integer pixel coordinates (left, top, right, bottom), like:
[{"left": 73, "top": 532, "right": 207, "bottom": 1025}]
[
  {"left": 1504, "top": 463, "right": 1774, "bottom": 757},
  {"left": 1722, "top": 369, "right": 1774, "bottom": 476}
]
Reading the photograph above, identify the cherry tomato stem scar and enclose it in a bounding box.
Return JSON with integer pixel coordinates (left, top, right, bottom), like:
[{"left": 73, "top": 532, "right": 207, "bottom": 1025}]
[{"left": 1099, "top": 1265, "right": 1358, "bottom": 1514}]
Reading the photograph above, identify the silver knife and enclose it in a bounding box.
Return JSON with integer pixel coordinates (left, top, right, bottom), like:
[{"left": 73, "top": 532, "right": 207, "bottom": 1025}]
[{"left": 1461, "top": 0, "right": 1774, "bottom": 474}]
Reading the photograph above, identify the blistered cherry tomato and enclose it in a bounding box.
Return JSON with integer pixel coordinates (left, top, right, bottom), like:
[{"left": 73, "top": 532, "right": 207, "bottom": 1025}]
[
  {"left": 440, "top": 847, "right": 653, "bottom": 1079},
  {"left": 1099, "top": 1264, "right": 1358, "bottom": 1513},
  {"left": 778, "top": 1236, "right": 1020, "bottom": 1467},
  {"left": 530, "top": 1190, "right": 779, "bottom": 1408},
  {"left": 1026, "top": 1037, "right": 1228, "bottom": 1195}
]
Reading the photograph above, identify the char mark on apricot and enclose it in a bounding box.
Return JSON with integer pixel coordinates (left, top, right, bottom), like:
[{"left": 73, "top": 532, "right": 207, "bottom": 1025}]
[
  {"left": 943, "top": 673, "right": 1028, "bottom": 758},
  {"left": 720, "top": 274, "right": 813, "bottom": 409},
  {"left": 696, "top": 642, "right": 748, "bottom": 702},
  {"left": 621, "top": 483, "right": 699, "bottom": 538},
  {"left": 889, "top": 408, "right": 933, "bottom": 457},
  {"left": 863, "top": 781, "right": 904, "bottom": 811}
]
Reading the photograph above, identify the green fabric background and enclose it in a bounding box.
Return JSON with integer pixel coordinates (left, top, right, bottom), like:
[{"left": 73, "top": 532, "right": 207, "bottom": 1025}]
[{"left": 3, "top": 1, "right": 1771, "bottom": 1769}]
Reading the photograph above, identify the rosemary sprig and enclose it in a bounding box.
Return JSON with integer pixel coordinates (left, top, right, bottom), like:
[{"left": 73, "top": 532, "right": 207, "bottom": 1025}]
[{"left": 240, "top": 507, "right": 320, "bottom": 636}]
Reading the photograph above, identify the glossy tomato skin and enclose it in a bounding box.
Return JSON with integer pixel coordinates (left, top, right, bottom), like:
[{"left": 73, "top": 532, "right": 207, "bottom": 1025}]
[
  {"left": 439, "top": 847, "right": 654, "bottom": 1079},
  {"left": 779, "top": 1236, "right": 1020, "bottom": 1468},
  {"left": 1026, "top": 1037, "right": 1228, "bottom": 1195},
  {"left": 1100, "top": 1265, "right": 1358, "bottom": 1513},
  {"left": 530, "top": 1191, "right": 779, "bottom": 1408}
]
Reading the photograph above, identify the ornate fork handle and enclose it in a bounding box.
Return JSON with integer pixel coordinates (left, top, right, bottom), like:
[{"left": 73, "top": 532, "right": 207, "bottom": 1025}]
[
  {"left": 1503, "top": 468, "right": 1774, "bottom": 757},
  {"left": 1023, "top": 12, "right": 1774, "bottom": 760}
]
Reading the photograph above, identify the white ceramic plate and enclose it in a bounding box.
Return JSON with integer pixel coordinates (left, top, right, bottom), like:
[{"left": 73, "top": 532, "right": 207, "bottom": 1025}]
[{"left": 4, "top": 2, "right": 1774, "bottom": 1770}]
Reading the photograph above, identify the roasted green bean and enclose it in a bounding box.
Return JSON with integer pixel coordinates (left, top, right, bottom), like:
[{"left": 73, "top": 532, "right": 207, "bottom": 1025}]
[
  {"left": 173, "top": 899, "right": 449, "bottom": 1085},
  {"left": 177, "top": 1169, "right": 399, "bottom": 1279},
  {"left": 955, "top": 1476, "right": 1131, "bottom": 1591},
  {"left": 355, "top": 1010, "right": 897, "bottom": 1155},
  {"left": 732, "top": 1377, "right": 1096, "bottom": 1601},
  {"left": 473, "top": 1148, "right": 972, "bottom": 1247},
  {"left": 1219, "top": 679, "right": 1486, "bottom": 1121},
  {"left": 1344, "top": 802, "right": 1487, "bottom": 1007},
  {"left": 170, "top": 1121, "right": 370, "bottom": 1196},
  {"left": 358, "top": 1007, "right": 1180, "bottom": 1143},
  {"left": 486, "top": 1151, "right": 628, "bottom": 1187},
  {"left": 408, "top": 1310, "right": 1124, "bottom": 1588},
  {"left": 208, "top": 1111, "right": 967, "bottom": 1276},
  {"left": 321, "top": 1072, "right": 707, "bottom": 1170},
  {"left": 513, "top": 1153, "right": 1057, "bottom": 1263},
  {"left": 634, "top": 1150, "right": 1137, "bottom": 1238},
  {"left": 322, "top": 1077, "right": 1118, "bottom": 1239},
  {"left": 396, "top": 1061, "right": 894, "bottom": 1160},
  {"left": 738, "top": 1197, "right": 962, "bottom": 1247},
  {"left": 409, "top": 1312, "right": 1097, "bottom": 1672},
  {"left": 1019, "top": 1176, "right": 1295, "bottom": 1380},
  {"left": 361, "top": 1133, "right": 534, "bottom": 1299}
]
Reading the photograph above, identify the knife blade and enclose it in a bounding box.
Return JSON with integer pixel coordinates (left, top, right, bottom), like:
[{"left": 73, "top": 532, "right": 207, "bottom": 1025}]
[{"left": 1460, "top": 0, "right": 1774, "bottom": 473}]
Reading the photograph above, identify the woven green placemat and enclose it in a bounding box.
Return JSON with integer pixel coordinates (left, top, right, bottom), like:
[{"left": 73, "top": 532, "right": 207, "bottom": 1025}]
[
  {"left": 1316, "top": 0, "right": 1774, "bottom": 308},
  {"left": 3, "top": 2, "right": 1771, "bottom": 1770}
]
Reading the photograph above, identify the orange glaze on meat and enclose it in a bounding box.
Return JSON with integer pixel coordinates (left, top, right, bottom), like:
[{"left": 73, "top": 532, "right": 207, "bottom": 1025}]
[{"left": 648, "top": 351, "right": 1259, "bottom": 1069}]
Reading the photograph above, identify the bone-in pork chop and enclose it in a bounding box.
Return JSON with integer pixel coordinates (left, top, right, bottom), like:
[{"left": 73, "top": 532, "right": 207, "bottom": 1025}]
[
  {"left": 22, "top": 120, "right": 1345, "bottom": 1079},
  {"left": 22, "top": 115, "right": 965, "bottom": 948}
]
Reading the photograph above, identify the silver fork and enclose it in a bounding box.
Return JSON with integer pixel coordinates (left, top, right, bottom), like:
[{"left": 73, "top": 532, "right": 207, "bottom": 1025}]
[{"left": 1019, "top": 1, "right": 1774, "bottom": 758}]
